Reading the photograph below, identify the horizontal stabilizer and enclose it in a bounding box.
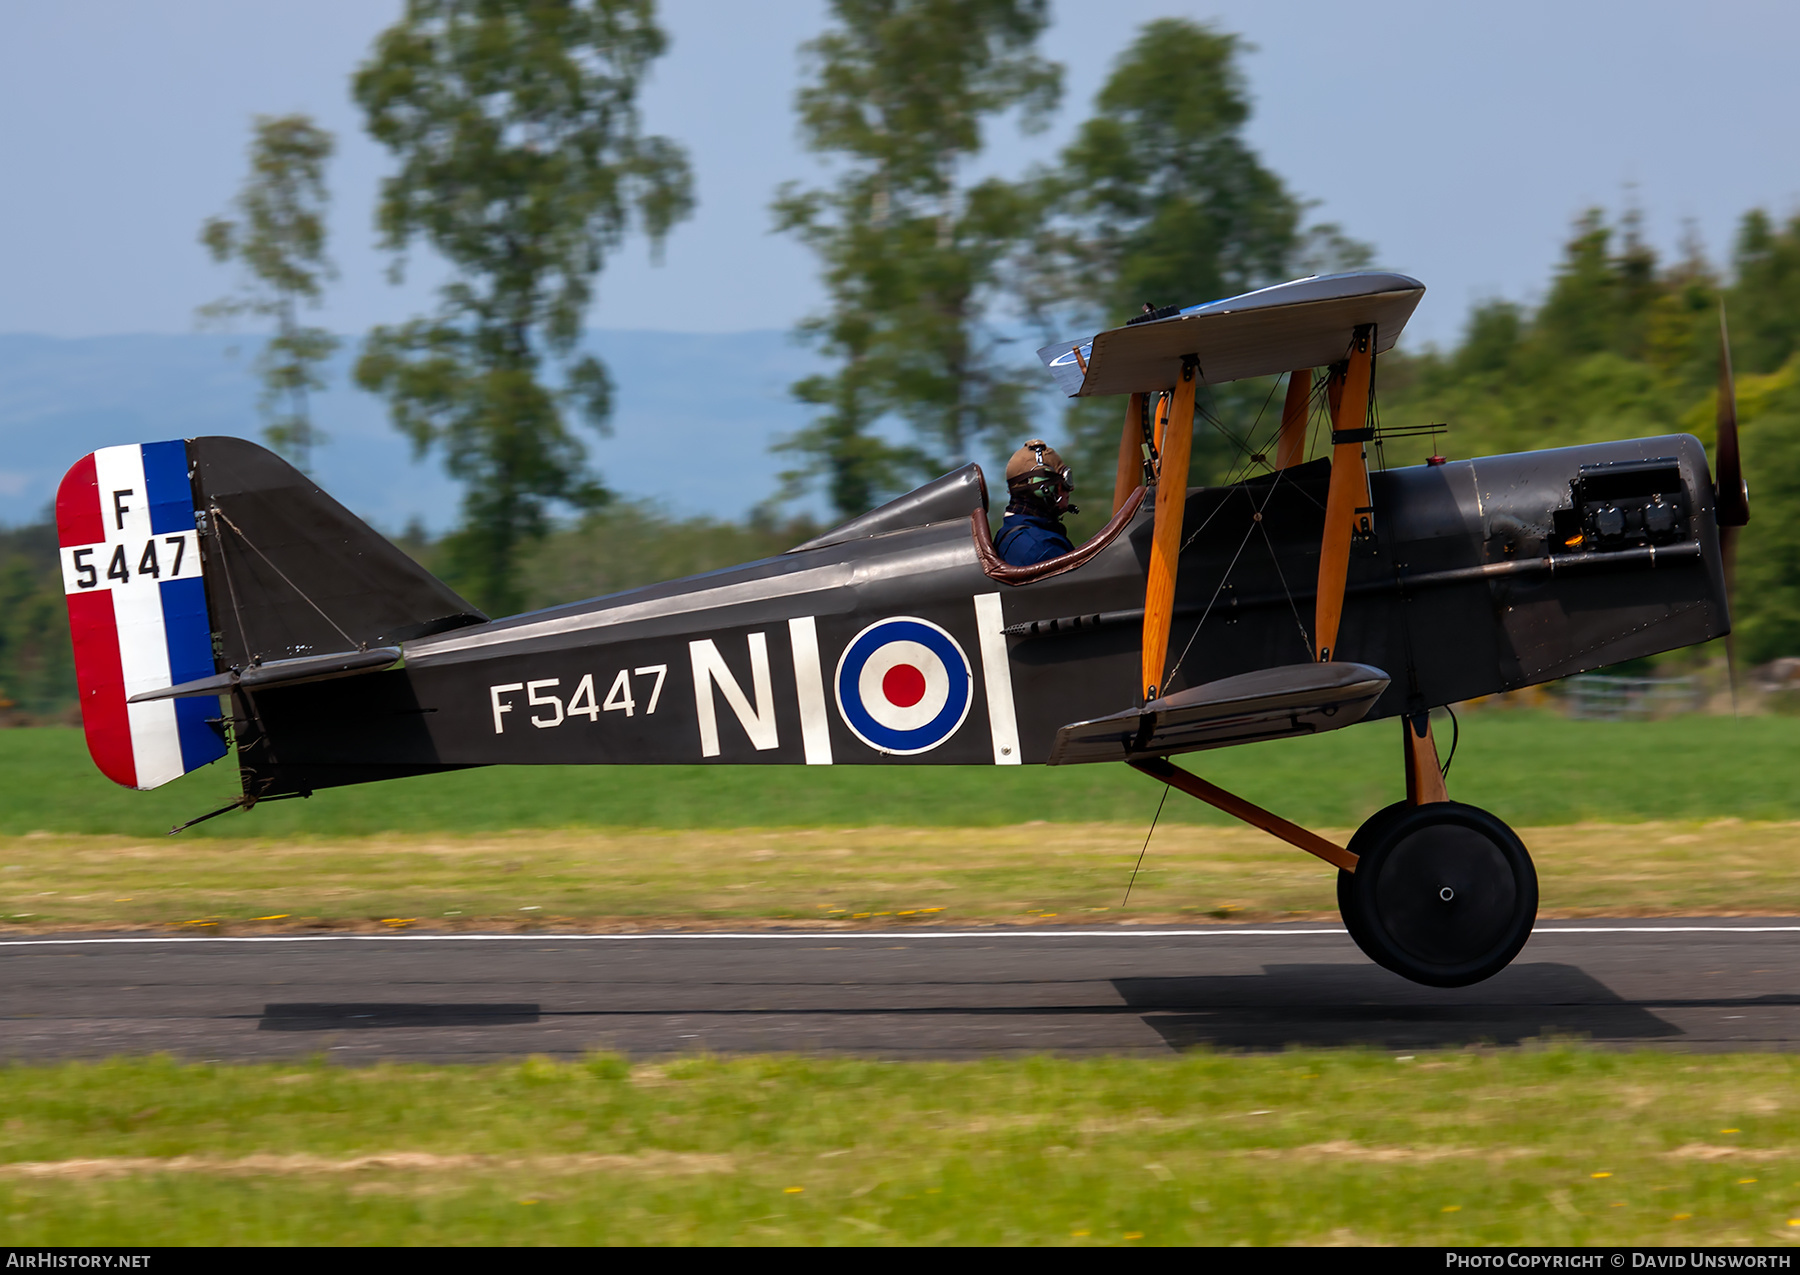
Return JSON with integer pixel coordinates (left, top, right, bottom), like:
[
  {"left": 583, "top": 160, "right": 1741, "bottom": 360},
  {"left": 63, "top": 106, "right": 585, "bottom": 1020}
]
[
  {"left": 127, "top": 646, "right": 401, "bottom": 703},
  {"left": 1047, "top": 662, "right": 1389, "bottom": 766}
]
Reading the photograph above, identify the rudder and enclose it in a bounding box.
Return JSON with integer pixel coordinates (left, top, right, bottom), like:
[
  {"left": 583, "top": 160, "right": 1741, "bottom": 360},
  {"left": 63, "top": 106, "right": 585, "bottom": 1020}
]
[
  {"left": 57, "top": 441, "right": 228, "bottom": 789},
  {"left": 56, "top": 436, "right": 486, "bottom": 791}
]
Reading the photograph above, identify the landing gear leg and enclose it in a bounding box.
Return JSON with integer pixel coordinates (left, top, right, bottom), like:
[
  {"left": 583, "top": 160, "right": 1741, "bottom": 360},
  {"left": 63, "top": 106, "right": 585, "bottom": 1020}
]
[
  {"left": 1336, "top": 713, "right": 1538, "bottom": 987},
  {"left": 1126, "top": 720, "right": 1537, "bottom": 988}
]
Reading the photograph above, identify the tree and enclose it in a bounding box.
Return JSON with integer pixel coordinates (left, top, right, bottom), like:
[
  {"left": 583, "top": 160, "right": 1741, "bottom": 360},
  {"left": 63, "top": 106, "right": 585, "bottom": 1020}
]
[
  {"left": 353, "top": 0, "right": 693, "bottom": 614},
  {"left": 199, "top": 114, "right": 339, "bottom": 473},
  {"left": 0, "top": 523, "right": 75, "bottom": 722},
  {"left": 775, "top": 354, "right": 923, "bottom": 523},
  {"left": 775, "top": 0, "right": 1062, "bottom": 520},
  {"left": 1731, "top": 209, "right": 1800, "bottom": 375},
  {"left": 1025, "top": 20, "right": 1371, "bottom": 528},
  {"left": 1734, "top": 370, "right": 1800, "bottom": 665},
  {"left": 1380, "top": 204, "right": 1800, "bottom": 665},
  {"left": 1030, "top": 21, "right": 1305, "bottom": 330},
  {"left": 1395, "top": 208, "right": 1729, "bottom": 461},
  {"left": 1531, "top": 207, "right": 1664, "bottom": 366}
]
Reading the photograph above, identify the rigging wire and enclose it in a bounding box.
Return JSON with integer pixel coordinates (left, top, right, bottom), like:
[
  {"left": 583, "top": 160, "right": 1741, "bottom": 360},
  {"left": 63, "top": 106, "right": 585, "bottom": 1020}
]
[
  {"left": 1196, "top": 400, "right": 1255, "bottom": 462},
  {"left": 1173, "top": 473, "right": 1248, "bottom": 557},
  {"left": 1244, "top": 374, "right": 1284, "bottom": 464},
  {"left": 205, "top": 506, "right": 254, "bottom": 664},
  {"left": 1307, "top": 374, "right": 1330, "bottom": 464},
  {"left": 1199, "top": 375, "right": 1285, "bottom": 486},
  {"left": 1159, "top": 335, "right": 1378, "bottom": 691},
  {"left": 1171, "top": 371, "right": 1326, "bottom": 562},
  {"left": 1167, "top": 513, "right": 1260, "bottom": 679},
  {"left": 1158, "top": 371, "right": 1321, "bottom": 688},
  {"left": 1167, "top": 450, "right": 1301, "bottom": 679},
  {"left": 1256, "top": 514, "right": 1316, "bottom": 661},
  {"left": 1122, "top": 784, "right": 1170, "bottom": 908},
  {"left": 1178, "top": 383, "right": 1300, "bottom": 557},
  {"left": 211, "top": 506, "right": 359, "bottom": 651},
  {"left": 1370, "top": 378, "right": 1387, "bottom": 473}
]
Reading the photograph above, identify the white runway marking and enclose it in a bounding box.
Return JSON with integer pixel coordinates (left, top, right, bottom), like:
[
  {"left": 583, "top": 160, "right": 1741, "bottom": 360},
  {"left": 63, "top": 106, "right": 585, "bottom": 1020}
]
[
  {"left": 2, "top": 924, "right": 1800, "bottom": 948},
  {"left": 1535, "top": 926, "right": 1800, "bottom": 934},
  {"left": 0, "top": 929, "right": 1349, "bottom": 946}
]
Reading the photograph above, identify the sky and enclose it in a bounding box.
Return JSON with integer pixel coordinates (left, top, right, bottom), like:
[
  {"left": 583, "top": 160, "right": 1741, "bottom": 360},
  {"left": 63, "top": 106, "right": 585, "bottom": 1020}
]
[{"left": 1, "top": 1, "right": 1797, "bottom": 350}]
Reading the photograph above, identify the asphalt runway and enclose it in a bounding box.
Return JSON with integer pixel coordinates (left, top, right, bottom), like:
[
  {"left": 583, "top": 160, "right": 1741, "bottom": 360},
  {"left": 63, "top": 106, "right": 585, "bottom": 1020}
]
[{"left": 4, "top": 921, "right": 1800, "bottom": 1062}]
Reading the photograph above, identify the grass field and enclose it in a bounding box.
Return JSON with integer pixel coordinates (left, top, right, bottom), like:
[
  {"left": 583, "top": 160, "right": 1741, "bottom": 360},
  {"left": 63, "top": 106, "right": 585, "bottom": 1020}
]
[
  {"left": 7, "top": 717, "right": 1798, "bottom": 1248},
  {"left": 2, "top": 712, "right": 1798, "bottom": 839},
  {"left": 3, "top": 1049, "right": 1799, "bottom": 1245},
  {"left": 4, "top": 820, "right": 1799, "bottom": 932},
  {"left": 3, "top": 714, "right": 1797, "bottom": 931}
]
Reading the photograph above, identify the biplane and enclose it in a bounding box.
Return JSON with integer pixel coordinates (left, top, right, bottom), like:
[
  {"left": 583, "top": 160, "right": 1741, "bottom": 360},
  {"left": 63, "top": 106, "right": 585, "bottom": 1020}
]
[{"left": 54, "top": 270, "right": 1746, "bottom": 987}]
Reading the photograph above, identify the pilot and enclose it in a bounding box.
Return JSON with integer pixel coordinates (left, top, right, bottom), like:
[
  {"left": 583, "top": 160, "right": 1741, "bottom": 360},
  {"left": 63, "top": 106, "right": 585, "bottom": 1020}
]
[{"left": 994, "top": 439, "right": 1077, "bottom": 566}]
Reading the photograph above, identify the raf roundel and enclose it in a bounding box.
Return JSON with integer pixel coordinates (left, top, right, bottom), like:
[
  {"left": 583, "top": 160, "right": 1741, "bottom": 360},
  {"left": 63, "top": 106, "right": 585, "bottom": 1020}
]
[{"left": 834, "top": 617, "right": 974, "bottom": 755}]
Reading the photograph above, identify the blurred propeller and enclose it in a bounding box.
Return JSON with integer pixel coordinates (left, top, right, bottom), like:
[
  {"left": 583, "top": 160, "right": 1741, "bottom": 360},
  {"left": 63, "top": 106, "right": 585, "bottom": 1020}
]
[
  {"left": 1715, "top": 305, "right": 1749, "bottom": 709},
  {"left": 1716, "top": 306, "right": 1749, "bottom": 528}
]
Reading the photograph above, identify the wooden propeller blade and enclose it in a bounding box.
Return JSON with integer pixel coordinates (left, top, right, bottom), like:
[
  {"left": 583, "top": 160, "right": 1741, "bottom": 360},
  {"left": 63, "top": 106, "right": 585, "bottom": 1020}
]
[
  {"left": 1716, "top": 304, "right": 1749, "bottom": 527},
  {"left": 1141, "top": 364, "right": 1198, "bottom": 701},
  {"left": 1722, "top": 521, "right": 1741, "bottom": 713},
  {"left": 1275, "top": 369, "right": 1311, "bottom": 469}
]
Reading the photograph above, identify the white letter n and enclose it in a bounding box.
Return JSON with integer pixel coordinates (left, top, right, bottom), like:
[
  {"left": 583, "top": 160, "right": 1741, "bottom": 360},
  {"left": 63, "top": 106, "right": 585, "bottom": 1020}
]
[{"left": 689, "top": 634, "right": 779, "bottom": 757}]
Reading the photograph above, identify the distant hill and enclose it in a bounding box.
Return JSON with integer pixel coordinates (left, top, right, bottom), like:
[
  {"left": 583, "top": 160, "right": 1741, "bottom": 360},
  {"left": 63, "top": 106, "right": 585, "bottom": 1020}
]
[{"left": 0, "top": 330, "right": 832, "bottom": 531}]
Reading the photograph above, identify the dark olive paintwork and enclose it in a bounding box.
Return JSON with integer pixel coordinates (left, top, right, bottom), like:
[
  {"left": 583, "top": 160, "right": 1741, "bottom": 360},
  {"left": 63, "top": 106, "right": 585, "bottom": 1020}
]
[{"left": 186, "top": 430, "right": 1727, "bottom": 802}]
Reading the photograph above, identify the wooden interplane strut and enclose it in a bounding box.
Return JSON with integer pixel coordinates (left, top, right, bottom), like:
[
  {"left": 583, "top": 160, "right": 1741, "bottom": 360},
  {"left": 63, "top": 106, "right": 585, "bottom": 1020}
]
[
  {"left": 1112, "top": 392, "right": 1148, "bottom": 514},
  {"left": 1130, "top": 757, "right": 1358, "bottom": 872},
  {"left": 1140, "top": 360, "right": 1198, "bottom": 701},
  {"left": 1275, "top": 369, "right": 1311, "bottom": 469},
  {"left": 1313, "top": 326, "right": 1375, "bottom": 662}
]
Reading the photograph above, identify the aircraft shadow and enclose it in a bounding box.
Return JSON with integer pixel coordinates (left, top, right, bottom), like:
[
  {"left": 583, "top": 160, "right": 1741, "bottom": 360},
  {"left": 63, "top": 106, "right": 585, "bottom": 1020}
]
[
  {"left": 259, "top": 1003, "right": 541, "bottom": 1031},
  {"left": 1113, "top": 964, "right": 1683, "bottom": 1051}
]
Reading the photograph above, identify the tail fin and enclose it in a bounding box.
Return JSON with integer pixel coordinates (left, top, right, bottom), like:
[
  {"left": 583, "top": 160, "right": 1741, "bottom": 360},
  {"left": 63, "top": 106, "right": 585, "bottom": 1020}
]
[{"left": 57, "top": 437, "right": 484, "bottom": 790}]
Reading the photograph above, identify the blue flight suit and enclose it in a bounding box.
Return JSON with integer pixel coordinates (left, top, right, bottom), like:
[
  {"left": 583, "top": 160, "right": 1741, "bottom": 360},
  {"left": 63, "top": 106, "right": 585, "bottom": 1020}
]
[{"left": 994, "top": 508, "right": 1073, "bottom": 566}]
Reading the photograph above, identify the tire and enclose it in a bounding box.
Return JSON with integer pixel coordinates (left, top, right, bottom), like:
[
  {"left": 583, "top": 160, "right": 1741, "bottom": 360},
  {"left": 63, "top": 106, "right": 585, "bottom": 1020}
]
[
  {"left": 1339, "top": 801, "right": 1538, "bottom": 988},
  {"left": 1336, "top": 802, "right": 1412, "bottom": 975}
]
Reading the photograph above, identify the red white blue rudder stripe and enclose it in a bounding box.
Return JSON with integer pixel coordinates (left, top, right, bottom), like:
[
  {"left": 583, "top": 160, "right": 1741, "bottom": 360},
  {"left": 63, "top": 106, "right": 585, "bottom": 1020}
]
[
  {"left": 56, "top": 441, "right": 227, "bottom": 790},
  {"left": 833, "top": 617, "right": 973, "bottom": 755}
]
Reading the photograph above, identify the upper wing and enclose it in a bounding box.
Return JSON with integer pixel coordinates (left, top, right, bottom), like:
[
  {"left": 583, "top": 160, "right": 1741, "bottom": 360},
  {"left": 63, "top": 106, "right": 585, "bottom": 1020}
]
[{"left": 1036, "top": 270, "right": 1426, "bottom": 396}]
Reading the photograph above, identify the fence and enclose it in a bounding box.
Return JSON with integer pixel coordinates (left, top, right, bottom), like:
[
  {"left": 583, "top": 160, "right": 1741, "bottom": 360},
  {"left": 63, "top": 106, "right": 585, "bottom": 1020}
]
[{"left": 1562, "top": 674, "right": 1707, "bottom": 721}]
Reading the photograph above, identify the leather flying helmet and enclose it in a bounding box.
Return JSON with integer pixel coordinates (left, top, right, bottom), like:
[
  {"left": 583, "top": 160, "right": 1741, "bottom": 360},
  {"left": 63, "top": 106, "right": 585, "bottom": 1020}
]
[{"left": 1005, "top": 439, "right": 1076, "bottom": 513}]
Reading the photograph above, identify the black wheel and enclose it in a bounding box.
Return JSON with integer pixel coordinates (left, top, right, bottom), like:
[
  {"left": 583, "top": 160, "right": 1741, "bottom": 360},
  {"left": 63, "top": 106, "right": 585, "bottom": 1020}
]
[
  {"left": 1337, "top": 802, "right": 1537, "bottom": 987},
  {"left": 1336, "top": 802, "right": 1411, "bottom": 975}
]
